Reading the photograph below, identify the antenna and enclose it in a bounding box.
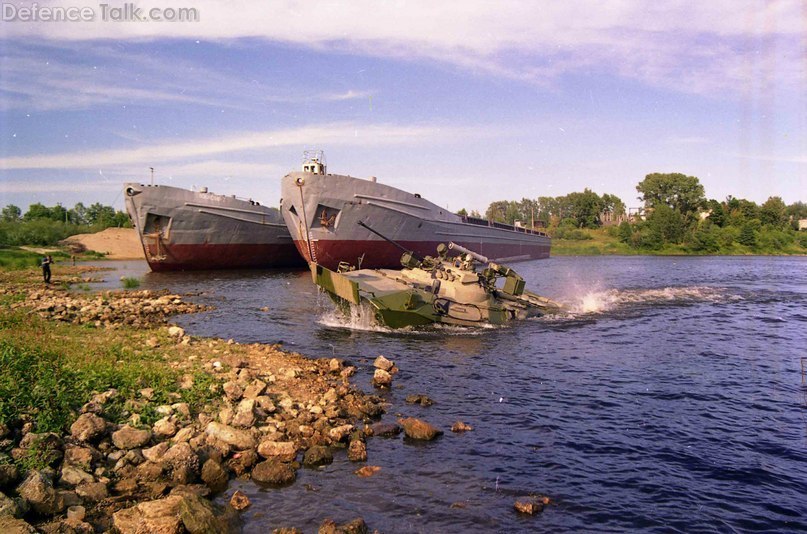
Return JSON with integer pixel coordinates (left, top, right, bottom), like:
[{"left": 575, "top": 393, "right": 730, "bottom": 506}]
[{"left": 150, "top": 167, "right": 154, "bottom": 186}]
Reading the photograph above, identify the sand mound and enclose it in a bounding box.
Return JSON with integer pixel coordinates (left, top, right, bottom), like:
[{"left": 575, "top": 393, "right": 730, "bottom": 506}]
[{"left": 62, "top": 228, "right": 144, "bottom": 260}]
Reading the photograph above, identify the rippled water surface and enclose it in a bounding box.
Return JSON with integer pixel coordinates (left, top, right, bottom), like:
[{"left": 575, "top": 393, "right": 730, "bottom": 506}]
[{"left": 97, "top": 256, "right": 807, "bottom": 533}]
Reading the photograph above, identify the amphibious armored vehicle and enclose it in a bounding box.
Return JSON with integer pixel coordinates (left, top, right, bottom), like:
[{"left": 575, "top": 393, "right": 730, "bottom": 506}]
[{"left": 311, "top": 239, "right": 563, "bottom": 329}]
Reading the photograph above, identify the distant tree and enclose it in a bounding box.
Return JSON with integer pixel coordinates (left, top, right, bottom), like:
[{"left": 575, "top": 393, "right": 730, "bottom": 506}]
[
  {"left": 738, "top": 223, "right": 757, "bottom": 247},
  {"left": 23, "top": 202, "right": 52, "bottom": 221},
  {"left": 49, "top": 204, "right": 68, "bottom": 223},
  {"left": 456, "top": 208, "right": 468, "bottom": 217},
  {"left": 617, "top": 221, "right": 633, "bottom": 244},
  {"left": 759, "top": 196, "right": 788, "bottom": 228},
  {"left": 688, "top": 222, "right": 720, "bottom": 253},
  {"left": 1, "top": 204, "right": 21, "bottom": 222},
  {"left": 86, "top": 203, "right": 116, "bottom": 226},
  {"left": 706, "top": 199, "right": 725, "bottom": 227},
  {"left": 565, "top": 189, "right": 603, "bottom": 228},
  {"left": 636, "top": 172, "right": 705, "bottom": 223},
  {"left": 787, "top": 201, "right": 807, "bottom": 230},
  {"left": 70, "top": 202, "right": 88, "bottom": 225},
  {"left": 469, "top": 209, "right": 482, "bottom": 218},
  {"left": 644, "top": 204, "right": 687, "bottom": 245}
]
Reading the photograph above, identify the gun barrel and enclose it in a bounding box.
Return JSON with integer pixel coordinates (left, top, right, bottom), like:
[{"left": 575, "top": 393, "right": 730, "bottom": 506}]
[{"left": 448, "top": 242, "right": 490, "bottom": 264}]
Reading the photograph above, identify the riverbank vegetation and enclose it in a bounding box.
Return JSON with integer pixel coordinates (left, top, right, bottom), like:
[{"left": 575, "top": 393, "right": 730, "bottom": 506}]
[
  {"left": 0, "top": 202, "right": 130, "bottom": 247},
  {"left": 475, "top": 172, "right": 807, "bottom": 255}
]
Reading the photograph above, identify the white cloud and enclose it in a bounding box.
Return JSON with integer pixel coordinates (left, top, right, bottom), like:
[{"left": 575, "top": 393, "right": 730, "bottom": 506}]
[
  {"left": 0, "top": 122, "right": 481, "bottom": 170},
  {"left": 1, "top": 1, "right": 803, "bottom": 96}
]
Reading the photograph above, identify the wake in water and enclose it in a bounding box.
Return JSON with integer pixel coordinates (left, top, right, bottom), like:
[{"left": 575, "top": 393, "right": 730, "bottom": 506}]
[
  {"left": 316, "top": 303, "right": 496, "bottom": 335},
  {"left": 559, "top": 285, "right": 737, "bottom": 315}
]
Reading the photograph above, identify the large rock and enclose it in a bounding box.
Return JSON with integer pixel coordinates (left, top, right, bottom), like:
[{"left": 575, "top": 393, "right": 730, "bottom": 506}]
[
  {"left": 0, "top": 464, "right": 19, "bottom": 487},
  {"left": 112, "top": 425, "right": 152, "bottom": 450},
  {"left": 319, "top": 517, "right": 369, "bottom": 534},
  {"left": 302, "top": 446, "right": 333, "bottom": 467},
  {"left": 328, "top": 425, "right": 354, "bottom": 443},
  {"left": 63, "top": 446, "right": 95, "bottom": 471},
  {"left": 75, "top": 482, "right": 108, "bottom": 502},
  {"left": 372, "top": 369, "right": 392, "bottom": 388},
  {"left": 231, "top": 399, "right": 256, "bottom": 428},
  {"left": 178, "top": 491, "right": 239, "bottom": 534},
  {"left": 59, "top": 465, "right": 94, "bottom": 487},
  {"left": 152, "top": 417, "right": 178, "bottom": 439},
  {"left": 373, "top": 355, "right": 394, "bottom": 371},
  {"left": 17, "top": 471, "right": 65, "bottom": 516},
  {"left": 205, "top": 422, "right": 256, "bottom": 450},
  {"left": 112, "top": 495, "right": 183, "bottom": 534},
  {"left": 256, "top": 440, "right": 297, "bottom": 462},
  {"left": 399, "top": 418, "right": 443, "bottom": 441},
  {"left": 70, "top": 414, "right": 107, "bottom": 442},
  {"left": 200, "top": 459, "right": 228, "bottom": 494},
  {"left": 242, "top": 380, "right": 267, "bottom": 399},
  {"left": 251, "top": 460, "right": 296, "bottom": 486},
  {"left": 0, "top": 517, "right": 37, "bottom": 534},
  {"left": 162, "top": 443, "right": 200, "bottom": 485},
  {"left": 0, "top": 490, "right": 20, "bottom": 517},
  {"left": 347, "top": 440, "right": 367, "bottom": 462},
  {"left": 366, "top": 422, "right": 401, "bottom": 437}
]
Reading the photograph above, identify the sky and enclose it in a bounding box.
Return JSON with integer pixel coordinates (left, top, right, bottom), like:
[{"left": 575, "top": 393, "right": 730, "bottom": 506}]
[{"left": 0, "top": 1, "right": 805, "bottom": 215}]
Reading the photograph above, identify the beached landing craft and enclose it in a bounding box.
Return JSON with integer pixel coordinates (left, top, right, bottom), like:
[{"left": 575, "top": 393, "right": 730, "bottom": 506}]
[
  {"left": 280, "top": 151, "right": 552, "bottom": 270},
  {"left": 124, "top": 183, "right": 305, "bottom": 271},
  {"left": 312, "top": 241, "right": 563, "bottom": 329}
]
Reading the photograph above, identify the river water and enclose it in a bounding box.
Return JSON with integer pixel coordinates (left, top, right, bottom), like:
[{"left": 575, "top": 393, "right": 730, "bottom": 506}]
[{"left": 93, "top": 256, "right": 807, "bottom": 533}]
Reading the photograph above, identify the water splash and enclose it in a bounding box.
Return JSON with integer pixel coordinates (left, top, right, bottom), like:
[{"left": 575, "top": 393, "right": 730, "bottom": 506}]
[
  {"left": 317, "top": 304, "right": 393, "bottom": 333},
  {"left": 563, "top": 286, "right": 733, "bottom": 315}
]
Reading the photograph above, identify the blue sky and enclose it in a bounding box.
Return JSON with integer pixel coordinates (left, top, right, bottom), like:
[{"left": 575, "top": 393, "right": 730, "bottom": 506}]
[{"left": 1, "top": 1, "right": 804, "bottom": 214}]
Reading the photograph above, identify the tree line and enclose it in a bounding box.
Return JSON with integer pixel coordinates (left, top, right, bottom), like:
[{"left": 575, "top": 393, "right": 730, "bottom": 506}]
[
  {"left": 0, "top": 202, "right": 131, "bottom": 246},
  {"left": 471, "top": 173, "right": 807, "bottom": 253}
]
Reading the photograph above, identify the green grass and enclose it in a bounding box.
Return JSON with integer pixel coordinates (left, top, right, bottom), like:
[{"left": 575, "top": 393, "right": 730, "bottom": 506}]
[
  {"left": 121, "top": 277, "right": 141, "bottom": 289},
  {"left": 0, "top": 308, "right": 220, "bottom": 438},
  {"left": 0, "top": 247, "right": 70, "bottom": 270}
]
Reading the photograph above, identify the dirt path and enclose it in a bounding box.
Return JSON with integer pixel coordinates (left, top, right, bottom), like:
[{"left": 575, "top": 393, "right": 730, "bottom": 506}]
[{"left": 62, "top": 227, "right": 144, "bottom": 260}]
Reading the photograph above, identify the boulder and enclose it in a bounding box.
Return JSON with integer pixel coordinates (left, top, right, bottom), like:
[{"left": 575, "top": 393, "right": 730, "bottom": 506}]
[
  {"left": 63, "top": 446, "right": 95, "bottom": 471},
  {"left": 200, "top": 459, "right": 228, "bottom": 494},
  {"left": 59, "top": 465, "right": 94, "bottom": 487},
  {"left": 142, "top": 442, "right": 170, "bottom": 463},
  {"left": 167, "top": 325, "right": 185, "bottom": 338},
  {"left": 152, "top": 417, "right": 178, "bottom": 438},
  {"left": 319, "top": 517, "right": 369, "bottom": 534},
  {"left": 178, "top": 491, "right": 237, "bottom": 534},
  {"left": 112, "top": 495, "right": 184, "bottom": 534},
  {"left": 405, "top": 394, "right": 434, "bottom": 407},
  {"left": 17, "top": 471, "right": 65, "bottom": 516},
  {"left": 256, "top": 440, "right": 297, "bottom": 462},
  {"left": 221, "top": 382, "right": 243, "bottom": 402},
  {"left": 231, "top": 399, "right": 256, "bottom": 428},
  {"left": 302, "top": 446, "right": 333, "bottom": 467},
  {"left": 112, "top": 425, "right": 152, "bottom": 450},
  {"left": 328, "top": 425, "right": 354, "bottom": 443},
  {"left": 251, "top": 460, "right": 296, "bottom": 486},
  {"left": 347, "top": 440, "right": 367, "bottom": 462},
  {"left": 372, "top": 369, "right": 392, "bottom": 388},
  {"left": 514, "top": 495, "right": 548, "bottom": 515},
  {"left": 451, "top": 421, "right": 474, "bottom": 433},
  {"left": 75, "top": 482, "right": 108, "bottom": 502},
  {"left": 205, "top": 423, "right": 256, "bottom": 451},
  {"left": 373, "top": 355, "right": 394, "bottom": 371},
  {"left": 242, "top": 380, "right": 267, "bottom": 399},
  {"left": 354, "top": 466, "right": 380, "bottom": 478},
  {"left": 0, "top": 490, "right": 20, "bottom": 517},
  {"left": 0, "top": 517, "right": 36, "bottom": 534},
  {"left": 229, "top": 490, "right": 250, "bottom": 511},
  {"left": 70, "top": 414, "right": 107, "bottom": 442},
  {"left": 399, "top": 418, "right": 443, "bottom": 441},
  {"left": 0, "top": 464, "right": 19, "bottom": 487},
  {"left": 226, "top": 450, "right": 258, "bottom": 477},
  {"left": 366, "top": 422, "right": 401, "bottom": 437}
]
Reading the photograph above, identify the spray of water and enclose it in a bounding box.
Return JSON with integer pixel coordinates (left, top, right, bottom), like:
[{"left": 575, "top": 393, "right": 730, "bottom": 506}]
[{"left": 560, "top": 285, "right": 732, "bottom": 315}]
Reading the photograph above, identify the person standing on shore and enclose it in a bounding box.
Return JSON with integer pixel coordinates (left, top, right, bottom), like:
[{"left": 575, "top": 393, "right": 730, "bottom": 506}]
[{"left": 41, "top": 255, "right": 52, "bottom": 284}]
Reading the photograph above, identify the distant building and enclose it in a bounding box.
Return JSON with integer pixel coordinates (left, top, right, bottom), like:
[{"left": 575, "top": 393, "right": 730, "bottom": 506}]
[{"left": 799, "top": 219, "right": 807, "bottom": 231}]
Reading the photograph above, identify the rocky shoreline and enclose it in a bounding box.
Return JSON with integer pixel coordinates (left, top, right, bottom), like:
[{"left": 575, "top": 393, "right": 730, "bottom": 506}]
[
  {"left": 0, "top": 269, "right": 404, "bottom": 533},
  {"left": 0, "top": 266, "right": 543, "bottom": 533}
]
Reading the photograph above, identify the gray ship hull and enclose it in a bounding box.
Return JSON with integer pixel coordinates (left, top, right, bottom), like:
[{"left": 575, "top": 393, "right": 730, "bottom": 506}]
[
  {"left": 124, "top": 183, "right": 304, "bottom": 271},
  {"left": 280, "top": 171, "right": 551, "bottom": 270}
]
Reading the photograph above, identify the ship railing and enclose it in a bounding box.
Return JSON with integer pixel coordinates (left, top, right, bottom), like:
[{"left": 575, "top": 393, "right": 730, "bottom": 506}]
[{"left": 460, "top": 215, "right": 548, "bottom": 236}]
